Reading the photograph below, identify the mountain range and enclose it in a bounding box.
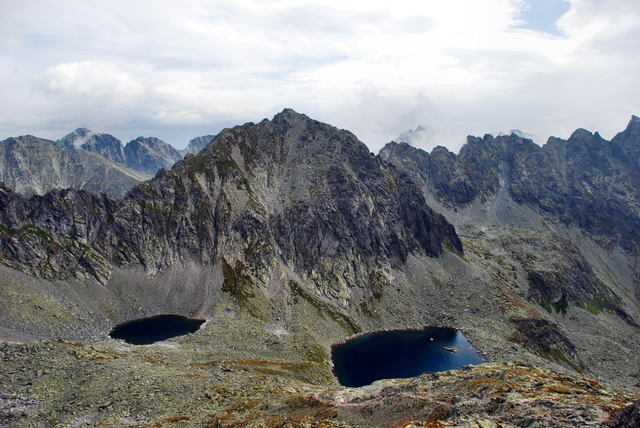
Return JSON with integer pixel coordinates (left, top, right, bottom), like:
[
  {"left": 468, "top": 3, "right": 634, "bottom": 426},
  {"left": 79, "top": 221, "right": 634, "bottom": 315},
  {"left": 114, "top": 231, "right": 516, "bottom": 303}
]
[
  {"left": 0, "top": 128, "right": 216, "bottom": 198},
  {"left": 0, "top": 110, "right": 639, "bottom": 427}
]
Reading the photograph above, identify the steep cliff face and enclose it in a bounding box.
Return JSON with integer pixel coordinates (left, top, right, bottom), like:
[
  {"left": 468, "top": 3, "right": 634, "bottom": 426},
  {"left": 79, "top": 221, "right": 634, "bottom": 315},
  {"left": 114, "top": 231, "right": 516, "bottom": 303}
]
[
  {"left": 60, "top": 128, "right": 189, "bottom": 177},
  {"left": 2, "top": 111, "right": 640, "bottom": 426},
  {"left": 381, "top": 119, "right": 640, "bottom": 385},
  {"left": 58, "top": 128, "right": 126, "bottom": 164},
  {"left": 380, "top": 117, "right": 640, "bottom": 251},
  {"left": 180, "top": 134, "right": 216, "bottom": 156},
  {"left": 0, "top": 136, "right": 143, "bottom": 198},
  {"left": 123, "top": 136, "right": 183, "bottom": 175},
  {"left": 0, "top": 110, "right": 461, "bottom": 304}
]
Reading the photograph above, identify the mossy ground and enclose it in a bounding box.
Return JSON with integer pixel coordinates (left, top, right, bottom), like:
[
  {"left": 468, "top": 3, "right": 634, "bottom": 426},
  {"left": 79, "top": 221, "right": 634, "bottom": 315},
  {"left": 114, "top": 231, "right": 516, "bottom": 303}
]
[
  {"left": 1, "top": 333, "right": 636, "bottom": 427},
  {"left": 0, "top": 283, "right": 76, "bottom": 326},
  {"left": 586, "top": 297, "right": 606, "bottom": 315}
]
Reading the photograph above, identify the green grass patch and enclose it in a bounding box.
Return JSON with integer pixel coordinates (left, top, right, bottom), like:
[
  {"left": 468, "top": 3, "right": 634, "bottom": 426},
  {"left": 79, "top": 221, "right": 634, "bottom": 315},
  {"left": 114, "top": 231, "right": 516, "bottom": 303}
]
[
  {"left": 586, "top": 298, "right": 605, "bottom": 315},
  {"left": 0, "top": 282, "right": 77, "bottom": 325},
  {"left": 539, "top": 348, "right": 584, "bottom": 373}
]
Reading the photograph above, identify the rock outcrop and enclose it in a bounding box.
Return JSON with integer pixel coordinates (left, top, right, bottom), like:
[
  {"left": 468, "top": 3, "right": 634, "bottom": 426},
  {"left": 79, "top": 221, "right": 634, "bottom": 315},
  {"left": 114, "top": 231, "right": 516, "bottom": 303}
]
[{"left": 608, "top": 401, "right": 640, "bottom": 428}]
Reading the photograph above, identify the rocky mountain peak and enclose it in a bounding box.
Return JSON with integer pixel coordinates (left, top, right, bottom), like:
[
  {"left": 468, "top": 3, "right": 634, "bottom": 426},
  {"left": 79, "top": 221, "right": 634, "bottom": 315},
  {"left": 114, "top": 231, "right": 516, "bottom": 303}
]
[
  {"left": 619, "top": 115, "right": 640, "bottom": 139},
  {"left": 181, "top": 135, "right": 216, "bottom": 156},
  {"left": 123, "top": 136, "right": 182, "bottom": 176},
  {"left": 568, "top": 128, "right": 594, "bottom": 140},
  {"left": 71, "top": 127, "right": 92, "bottom": 137},
  {"left": 0, "top": 110, "right": 463, "bottom": 301},
  {"left": 273, "top": 107, "right": 306, "bottom": 120},
  {"left": 612, "top": 115, "right": 640, "bottom": 167},
  {"left": 58, "top": 128, "right": 125, "bottom": 164}
]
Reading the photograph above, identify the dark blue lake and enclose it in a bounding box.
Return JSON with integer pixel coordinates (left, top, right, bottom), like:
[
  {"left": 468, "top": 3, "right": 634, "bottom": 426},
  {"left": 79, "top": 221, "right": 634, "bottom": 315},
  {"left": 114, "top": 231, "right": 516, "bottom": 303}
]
[
  {"left": 109, "top": 314, "right": 205, "bottom": 345},
  {"left": 331, "top": 327, "right": 485, "bottom": 387}
]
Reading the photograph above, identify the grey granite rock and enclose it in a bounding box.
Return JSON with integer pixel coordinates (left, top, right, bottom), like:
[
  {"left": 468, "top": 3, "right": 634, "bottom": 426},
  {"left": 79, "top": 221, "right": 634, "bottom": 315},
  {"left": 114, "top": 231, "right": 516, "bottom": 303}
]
[
  {"left": 0, "top": 136, "right": 143, "bottom": 198},
  {"left": 124, "top": 136, "right": 183, "bottom": 176}
]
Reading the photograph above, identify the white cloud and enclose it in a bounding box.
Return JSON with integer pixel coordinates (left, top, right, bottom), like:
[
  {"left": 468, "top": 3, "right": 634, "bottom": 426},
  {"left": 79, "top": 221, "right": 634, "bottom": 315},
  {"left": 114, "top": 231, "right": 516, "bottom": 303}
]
[
  {"left": 0, "top": 0, "right": 638, "bottom": 150},
  {"left": 46, "top": 61, "right": 146, "bottom": 101}
]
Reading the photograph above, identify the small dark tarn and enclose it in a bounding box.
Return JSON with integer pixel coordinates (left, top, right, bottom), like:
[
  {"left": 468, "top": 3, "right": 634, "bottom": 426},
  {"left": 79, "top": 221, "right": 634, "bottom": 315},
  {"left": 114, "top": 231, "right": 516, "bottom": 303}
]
[
  {"left": 331, "top": 327, "right": 485, "bottom": 387},
  {"left": 109, "top": 314, "right": 205, "bottom": 345}
]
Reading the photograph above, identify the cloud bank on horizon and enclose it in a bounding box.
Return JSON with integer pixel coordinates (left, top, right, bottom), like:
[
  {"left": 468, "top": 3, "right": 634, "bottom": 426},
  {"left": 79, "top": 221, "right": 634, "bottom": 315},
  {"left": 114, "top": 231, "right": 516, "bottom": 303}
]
[{"left": 0, "top": 0, "right": 638, "bottom": 152}]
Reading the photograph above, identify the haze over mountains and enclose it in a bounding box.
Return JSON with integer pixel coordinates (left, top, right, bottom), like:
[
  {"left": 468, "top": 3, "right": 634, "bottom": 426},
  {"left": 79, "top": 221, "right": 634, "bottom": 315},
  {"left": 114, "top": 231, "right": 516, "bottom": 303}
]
[
  {"left": 57, "top": 128, "right": 214, "bottom": 174},
  {"left": 0, "top": 129, "right": 216, "bottom": 198},
  {"left": 1, "top": 110, "right": 640, "bottom": 426}
]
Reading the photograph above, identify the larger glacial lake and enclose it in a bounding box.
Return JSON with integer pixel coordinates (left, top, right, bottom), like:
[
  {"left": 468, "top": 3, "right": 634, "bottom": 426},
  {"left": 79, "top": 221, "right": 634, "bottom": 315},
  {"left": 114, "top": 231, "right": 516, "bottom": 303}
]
[
  {"left": 109, "top": 314, "right": 204, "bottom": 345},
  {"left": 331, "top": 327, "right": 484, "bottom": 387}
]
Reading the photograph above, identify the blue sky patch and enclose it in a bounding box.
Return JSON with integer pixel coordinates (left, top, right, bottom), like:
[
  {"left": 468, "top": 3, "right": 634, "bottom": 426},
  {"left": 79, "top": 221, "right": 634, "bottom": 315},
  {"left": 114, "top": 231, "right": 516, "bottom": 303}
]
[{"left": 517, "top": 0, "right": 571, "bottom": 36}]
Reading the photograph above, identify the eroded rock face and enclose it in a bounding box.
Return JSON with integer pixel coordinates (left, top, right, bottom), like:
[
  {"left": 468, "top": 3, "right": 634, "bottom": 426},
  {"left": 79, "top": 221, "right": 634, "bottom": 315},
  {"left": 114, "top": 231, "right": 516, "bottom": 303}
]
[
  {"left": 58, "top": 128, "right": 126, "bottom": 164},
  {"left": 0, "top": 110, "right": 462, "bottom": 305},
  {"left": 0, "top": 184, "right": 116, "bottom": 282},
  {"left": 181, "top": 134, "right": 216, "bottom": 156},
  {"left": 0, "top": 136, "right": 142, "bottom": 198},
  {"left": 124, "top": 136, "right": 183, "bottom": 176},
  {"left": 380, "top": 117, "right": 640, "bottom": 251},
  {"left": 607, "top": 401, "right": 640, "bottom": 428}
]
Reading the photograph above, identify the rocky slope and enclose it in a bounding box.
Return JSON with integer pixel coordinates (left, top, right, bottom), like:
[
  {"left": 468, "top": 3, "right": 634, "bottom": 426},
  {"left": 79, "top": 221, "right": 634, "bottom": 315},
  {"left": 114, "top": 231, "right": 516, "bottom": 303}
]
[
  {"left": 0, "top": 136, "right": 144, "bottom": 198},
  {"left": 58, "top": 128, "right": 126, "bottom": 164},
  {"left": 379, "top": 116, "right": 640, "bottom": 252},
  {"left": 1, "top": 327, "right": 637, "bottom": 427},
  {"left": 123, "top": 136, "right": 183, "bottom": 175},
  {"left": 59, "top": 129, "right": 185, "bottom": 177},
  {"left": 3, "top": 129, "right": 213, "bottom": 199},
  {"left": 380, "top": 116, "right": 640, "bottom": 385},
  {"left": 181, "top": 134, "right": 216, "bottom": 156},
  {"left": 1, "top": 110, "right": 639, "bottom": 426},
  {"left": 0, "top": 109, "right": 461, "bottom": 299},
  {"left": 380, "top": 117, "right": 640, "bottom": 315}
]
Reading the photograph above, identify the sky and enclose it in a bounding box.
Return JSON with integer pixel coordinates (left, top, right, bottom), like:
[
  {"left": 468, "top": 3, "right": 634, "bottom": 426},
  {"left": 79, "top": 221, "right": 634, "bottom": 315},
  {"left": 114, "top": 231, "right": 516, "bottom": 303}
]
[{"left": 0, "top": 0, "right": 639, "bottom": 152}]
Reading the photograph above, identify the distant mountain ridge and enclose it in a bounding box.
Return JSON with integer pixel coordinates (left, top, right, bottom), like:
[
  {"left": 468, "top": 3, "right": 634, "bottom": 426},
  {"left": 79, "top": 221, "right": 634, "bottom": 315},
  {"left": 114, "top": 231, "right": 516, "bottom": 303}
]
[
  {"left": 3, "top": 110, "right": 640, "bottom": 428},
  {"left": 58, "top": 129, "right": 203, "bottom": 176},
  {"left": 122, "top": 136, "right": 182, "bottom": 175},
  {"left": 0, "top": 135, "right": 144, "bottom": 198},
  {"left": 380, "top": 116, "right": 640, "bottom": 252},
  {"left": 0, "top": 109, "right": 461, "bottom": 286},
  {"left": 0, "top": 128, "right": 217, "bottom": 199},
  {"left": 181, "top": 135, "right": 216, "bottom": 156},
  {"left": 58, "top": 128, "right": 126, "bottom": 164}
]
